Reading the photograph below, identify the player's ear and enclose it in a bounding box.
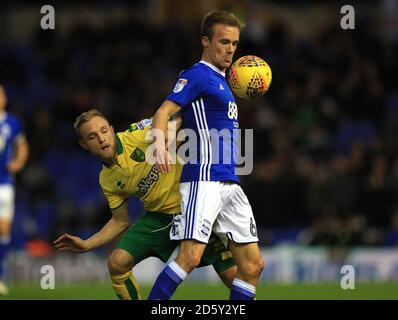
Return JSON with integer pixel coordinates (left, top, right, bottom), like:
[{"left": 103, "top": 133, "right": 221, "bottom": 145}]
[
  {"left": 201, "top": 36, "right": 210, "bottom": 48},
  {"left": 110, "top": 125, "right": 114, "bottom": 134}
]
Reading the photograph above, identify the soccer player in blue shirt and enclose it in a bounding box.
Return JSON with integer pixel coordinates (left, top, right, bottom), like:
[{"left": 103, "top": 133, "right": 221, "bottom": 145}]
[
  {"left": 148, "top": 11, "right": 264, "bottom": 300},
  {"left": 0, "top": 85, "right": 29, "bottom": 295}
]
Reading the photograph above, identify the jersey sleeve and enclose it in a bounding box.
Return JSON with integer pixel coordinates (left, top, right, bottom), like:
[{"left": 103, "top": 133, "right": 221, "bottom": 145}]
[
  {"left": 102, "top": 189, "right": 127, "bottom": 210},
  {"left": 99, "top": 176, "right": 127, "bottom": 210},
  {"left": 125, "top": 118, "right": 153, "bottom": 144},
  {"left": 166, "top": 67, "right": 208, "bottom": 109}
]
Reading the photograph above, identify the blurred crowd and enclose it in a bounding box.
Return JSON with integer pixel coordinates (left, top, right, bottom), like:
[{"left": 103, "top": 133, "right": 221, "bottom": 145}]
[{"left": 1, "top": 1, "right": 398, "bottom": 249}]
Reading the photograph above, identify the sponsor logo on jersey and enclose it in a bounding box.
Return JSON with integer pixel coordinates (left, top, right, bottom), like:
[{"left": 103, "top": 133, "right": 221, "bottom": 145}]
[
  {"left": 137, "top": 165, "right": 159, "bottom": 197},
  {"left": 140, "top": 118, "right": 152, "bottom": 128},
  {"left": 128, "top": 119, "right": 152, "bottom": 132},
  {"left": 173, "top": 78, "right": 188, "bottom": 93},
  {"left": 128, "top": 123, "right": 139, "bottom": 132}
]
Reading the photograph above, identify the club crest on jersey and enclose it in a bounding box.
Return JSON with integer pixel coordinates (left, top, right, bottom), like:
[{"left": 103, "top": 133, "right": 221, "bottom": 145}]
[
  {"left": 200, "top": 219, "right": 211, "bottom": 237},
  {"left": 173, "top": 78, "right": 188, "bottom": 93},
  {"left": 115, "top": 180, "right": 125, "bottom": 189},
  {"left": 130, "top": 147, "right": 146, "bottom": 162}
]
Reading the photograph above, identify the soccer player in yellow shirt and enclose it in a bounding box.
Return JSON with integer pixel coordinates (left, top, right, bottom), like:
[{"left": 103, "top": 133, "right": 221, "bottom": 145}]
[{"left": 53, "top": 109, "right": 236, "bottom": 299}]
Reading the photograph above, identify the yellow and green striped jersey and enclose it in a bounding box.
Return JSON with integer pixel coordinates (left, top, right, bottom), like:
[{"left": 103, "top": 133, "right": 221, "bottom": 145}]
[{"left": 99, "top": 119, "right": 182, "bottom": 214}]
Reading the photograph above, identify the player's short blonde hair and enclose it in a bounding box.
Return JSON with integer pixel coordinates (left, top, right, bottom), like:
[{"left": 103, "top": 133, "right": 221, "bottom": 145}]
[
  {"left": 74, "top": 109, "right": 108, "bottom": 139},
  {"left": 201, "top": 11, "right": 244, "bottom": 40}
]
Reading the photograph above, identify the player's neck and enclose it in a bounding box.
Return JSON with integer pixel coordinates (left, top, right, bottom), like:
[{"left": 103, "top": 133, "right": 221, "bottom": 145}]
[
  {"left": 200, "top": 56, "right": 226, "bottom": 76},
  {"left": 103, "top": 154, "right": 118, "bottom": 167}
]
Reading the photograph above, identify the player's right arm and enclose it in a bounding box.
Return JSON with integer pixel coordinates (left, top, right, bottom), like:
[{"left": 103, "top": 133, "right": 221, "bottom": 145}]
[
  {"left": 53, "top": 201, "right": 130, "bottom": 253},
  {"left": 152, "top": 100, "right": 181, "bottom": 173},
  {"left": 7, "top": 135, "right": 29, "bottom": 174},
  {"left": 153, "top": 65, "right": 207, "bottom": 173}
]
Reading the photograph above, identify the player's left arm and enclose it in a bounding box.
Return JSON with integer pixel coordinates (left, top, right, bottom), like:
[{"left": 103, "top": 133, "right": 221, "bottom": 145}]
[
  {"left": 54, "top": 201, "right": 130, "bottom": 253},
  {"left": 7, "top": 135, "right": 29, "bottom": 174}
]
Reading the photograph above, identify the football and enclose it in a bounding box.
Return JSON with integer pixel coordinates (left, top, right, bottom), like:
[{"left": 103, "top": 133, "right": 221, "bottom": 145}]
[{"left": 228, "top": 55, "right": 272, "bottom": 99}]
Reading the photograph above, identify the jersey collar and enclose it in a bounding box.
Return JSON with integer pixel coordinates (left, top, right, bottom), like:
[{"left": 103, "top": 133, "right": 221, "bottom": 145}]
[
  {"left": 102, "top": 134, "right": 123, "bottom": 168},
  {"left": 199, "top": 60, "right": 226, "bottom": 77},
  {"left": 115, "top": 133, "right": 123, "bottom": 155}
]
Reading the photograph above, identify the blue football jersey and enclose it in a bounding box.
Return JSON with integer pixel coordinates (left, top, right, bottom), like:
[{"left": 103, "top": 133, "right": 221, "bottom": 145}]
[
  {"left": 167, "top": 61, "right": 240, "bottom": 183},
  {"left": 0, "top": 112, "right": 23, "bottom": 184}
]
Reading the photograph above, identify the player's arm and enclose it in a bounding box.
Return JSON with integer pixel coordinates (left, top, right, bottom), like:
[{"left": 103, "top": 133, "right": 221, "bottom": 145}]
[
  {"left": 166, "top": 114, "right": 182, "bottom": 148},
  {"left": 152, "top": 100, "right": 181, "bottom": 173},
  {"left": 7, "top": 136, "right": 29, "bottom": 174},
  {"left": 53, "top": 201, "right": 130, "bottom": 253}
]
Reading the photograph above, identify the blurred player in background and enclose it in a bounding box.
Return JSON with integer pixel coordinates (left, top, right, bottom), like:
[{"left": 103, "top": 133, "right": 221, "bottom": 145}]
[
  {"left": 0, "top": 84, "right": 29, "bottom": 295},
  {"left": 149, "top": 11, "right": 264, "bottom": 300},
  {"left": 54, "top": 109, "right": 236, "bottom": 300}
]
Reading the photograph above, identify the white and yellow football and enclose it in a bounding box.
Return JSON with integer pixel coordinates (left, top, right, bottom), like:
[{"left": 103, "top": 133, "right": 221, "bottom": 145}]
[{"left": 228, "top": 55, "right": 272, "bottom": 99}]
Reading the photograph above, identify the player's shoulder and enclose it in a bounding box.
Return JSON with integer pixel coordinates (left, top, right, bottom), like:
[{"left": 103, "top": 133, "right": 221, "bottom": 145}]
[
  {"left": 117, "top": 118, "right": 153, "bottom": 145},
  {"left": 1, "top": 113, "right": 23, "bottom": 136},
  {"left": 98, "top": 163, "right": 117, "bottom": 192},
  {"left": 178, "top": 62, "right": 210, "bottom": 80},
  {"left": 126, "top": 118, "right": 152, "bottom": 133},
  {"left": 4, "top": 112, "right": 21, "bottom": 125}
]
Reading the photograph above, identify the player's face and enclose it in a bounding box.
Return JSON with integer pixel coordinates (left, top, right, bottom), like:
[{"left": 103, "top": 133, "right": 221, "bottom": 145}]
[
  {"left": 202, "top": 24, "right": 240, "bottom": 72},
  {"left": 79, "top": 116, "right": 116, "bottom": 164},
  {"left": 0, "top": 86, "right": 7, "bottom": 110}
]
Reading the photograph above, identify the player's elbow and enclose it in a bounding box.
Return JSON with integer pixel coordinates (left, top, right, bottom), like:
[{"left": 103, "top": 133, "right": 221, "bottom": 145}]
[
  {"left": 20, "top": 141, "right": 29, "bottom": 165},
  {"left": 113, "top": 218, "right": 129, "bottom": 234},
  {"left": 119, "top": 220, "right": 130, "bottom": 232},
  {"left": 155, "top": 104, "right": 168, "bottom": 115},
  {"left": 156, "top": 101, "right": 181, "bottom": 119}
]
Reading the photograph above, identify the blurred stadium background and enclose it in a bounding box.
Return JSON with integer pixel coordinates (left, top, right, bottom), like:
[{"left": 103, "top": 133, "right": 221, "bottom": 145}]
[{"left": 1, "top": 0, "right": 398, "bottom": 299}]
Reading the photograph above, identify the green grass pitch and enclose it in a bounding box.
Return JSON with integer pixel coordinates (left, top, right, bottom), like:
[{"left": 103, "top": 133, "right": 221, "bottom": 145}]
[{"left": 1, "top": 282, "right": 398, "bottom": 300}]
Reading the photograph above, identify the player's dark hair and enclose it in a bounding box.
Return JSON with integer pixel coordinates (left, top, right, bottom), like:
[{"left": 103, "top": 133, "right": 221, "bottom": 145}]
[
  {"left": 201, "top": 11, "right": 244, "bottom": 40},
  {"left": 74, "top": 109, "right": 108, "bottom": 139}
]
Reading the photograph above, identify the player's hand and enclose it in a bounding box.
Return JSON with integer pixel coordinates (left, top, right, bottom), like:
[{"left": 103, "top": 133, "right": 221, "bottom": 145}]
[
  {"left": 53, "top": 233, "right": 89, "bottom": 253},
  {"left": 155, "top": 146, "right": 171, "bottom": 173}
]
